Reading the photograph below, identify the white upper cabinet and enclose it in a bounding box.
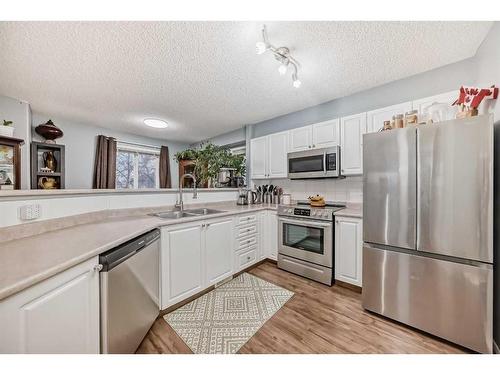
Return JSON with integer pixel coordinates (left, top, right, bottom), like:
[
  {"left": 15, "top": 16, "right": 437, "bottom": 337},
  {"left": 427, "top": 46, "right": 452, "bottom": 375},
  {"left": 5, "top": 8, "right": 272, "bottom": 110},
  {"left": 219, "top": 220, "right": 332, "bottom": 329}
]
[
  {"left": 340, "top": 113, "right": 366, "bottom": 176},
  {"left": 251, "top": 132, "right": 288, "bottom": 179},
  {"left": 366, "top": 101, "right": 412, "bottom": 133},
  {"left": 289, "top": 119, "right": 340, "bottom": 152},
  {"left": 312, "top": 119, "right": 340, "bottom": 149},
  {"left": 0, "top": 257, "right": 100, "bottom": 354},
  {"left": 289, "top": 126, "right": 312, "bottom": 152},
  {"left": 268, "top": 131, "right": 289, "bottom": 178},
  {"left": 250, "top": 136, "right": 268, "bottom": 179},
  {"left": 205, "top": 218, "right": 234, "bottom": 286}
]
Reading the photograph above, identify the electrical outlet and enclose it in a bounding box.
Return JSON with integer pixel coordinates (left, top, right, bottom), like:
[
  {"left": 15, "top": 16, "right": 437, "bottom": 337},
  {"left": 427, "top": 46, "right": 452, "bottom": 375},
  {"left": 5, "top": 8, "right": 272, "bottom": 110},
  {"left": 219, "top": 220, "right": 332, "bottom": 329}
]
[{"left": 19, "top": 204, "right": 41, "bottom": 221}]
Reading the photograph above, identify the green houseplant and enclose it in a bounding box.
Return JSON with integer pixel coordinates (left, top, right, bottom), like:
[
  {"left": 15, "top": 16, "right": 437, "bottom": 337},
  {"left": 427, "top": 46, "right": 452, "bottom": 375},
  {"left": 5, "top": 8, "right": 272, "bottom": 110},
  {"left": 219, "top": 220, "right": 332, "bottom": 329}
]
[
  {"left": 0, "top": 120, "right": 14, "bottom": 137},
  {"left": 175, "top": 142, "right": 246, "bottom": 186}
]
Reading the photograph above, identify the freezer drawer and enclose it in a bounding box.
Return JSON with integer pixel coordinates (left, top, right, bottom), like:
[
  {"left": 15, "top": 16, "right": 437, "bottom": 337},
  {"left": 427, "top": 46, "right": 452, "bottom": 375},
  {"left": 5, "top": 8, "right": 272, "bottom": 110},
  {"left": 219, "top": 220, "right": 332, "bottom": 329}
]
[
  {"left": 363, "top": 127, "right": 416, "bottom": 250},
  {"left": 362, "top": 244, "right": 493, "bottom": 353}
]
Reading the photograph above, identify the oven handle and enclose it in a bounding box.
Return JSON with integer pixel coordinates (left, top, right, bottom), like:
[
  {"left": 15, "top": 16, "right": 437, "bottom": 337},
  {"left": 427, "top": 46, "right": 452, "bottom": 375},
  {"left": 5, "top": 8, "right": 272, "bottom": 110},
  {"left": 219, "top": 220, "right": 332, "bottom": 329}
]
[{"left": 278, "top": 217, "right": 332, "bottom": 228}]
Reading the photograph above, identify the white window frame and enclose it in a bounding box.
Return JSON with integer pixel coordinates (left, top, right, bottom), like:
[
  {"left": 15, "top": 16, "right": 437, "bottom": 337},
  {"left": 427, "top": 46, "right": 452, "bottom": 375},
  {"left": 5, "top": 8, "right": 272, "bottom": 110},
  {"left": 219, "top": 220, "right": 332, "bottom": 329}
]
[{"left": 116, "top": 142, "right": 160, "bottom": 189}]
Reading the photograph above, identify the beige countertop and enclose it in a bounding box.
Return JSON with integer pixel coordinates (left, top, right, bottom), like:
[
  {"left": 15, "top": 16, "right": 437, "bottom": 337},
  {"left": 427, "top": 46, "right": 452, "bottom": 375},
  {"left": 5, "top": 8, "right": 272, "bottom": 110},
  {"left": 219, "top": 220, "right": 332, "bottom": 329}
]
[
  {"left": 0, "top": 202, "right": 277, "bottom": 301},
  {"left": 335, "top": 203, "right": 363, "bottom": 218}
]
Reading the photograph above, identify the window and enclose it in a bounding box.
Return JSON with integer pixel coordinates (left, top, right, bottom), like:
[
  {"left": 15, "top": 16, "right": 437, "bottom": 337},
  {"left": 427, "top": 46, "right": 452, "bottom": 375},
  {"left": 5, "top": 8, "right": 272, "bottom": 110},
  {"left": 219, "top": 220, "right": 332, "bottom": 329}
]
[{"left": 116, "top": 143, "right": 160, "bottom": 189}]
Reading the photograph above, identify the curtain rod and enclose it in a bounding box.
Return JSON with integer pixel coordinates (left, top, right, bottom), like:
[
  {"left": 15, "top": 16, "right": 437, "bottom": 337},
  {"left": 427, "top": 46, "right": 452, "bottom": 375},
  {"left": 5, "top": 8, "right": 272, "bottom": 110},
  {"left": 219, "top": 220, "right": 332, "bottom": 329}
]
[{"left": 116, "top": 140, "right": 162, "bottom": 150}]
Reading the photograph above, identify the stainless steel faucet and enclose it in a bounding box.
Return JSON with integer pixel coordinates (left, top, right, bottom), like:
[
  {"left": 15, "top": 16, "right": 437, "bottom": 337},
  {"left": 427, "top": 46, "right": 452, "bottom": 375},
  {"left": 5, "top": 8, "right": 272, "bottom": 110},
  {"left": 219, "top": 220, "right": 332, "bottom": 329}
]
[{"left": 175, "top": 173, "right": 198, "bottom": 211}]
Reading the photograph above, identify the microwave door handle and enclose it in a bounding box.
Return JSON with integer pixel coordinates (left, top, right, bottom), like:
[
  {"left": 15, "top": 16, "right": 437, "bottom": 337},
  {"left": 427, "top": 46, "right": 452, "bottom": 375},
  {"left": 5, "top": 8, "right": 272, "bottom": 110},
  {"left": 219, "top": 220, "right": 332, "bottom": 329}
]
[
  {"left": 323, "top": 152, "right": 327, "bottom": 174},
  {"left": 279, "top": 217, "right": 332, "bottom": 228}
]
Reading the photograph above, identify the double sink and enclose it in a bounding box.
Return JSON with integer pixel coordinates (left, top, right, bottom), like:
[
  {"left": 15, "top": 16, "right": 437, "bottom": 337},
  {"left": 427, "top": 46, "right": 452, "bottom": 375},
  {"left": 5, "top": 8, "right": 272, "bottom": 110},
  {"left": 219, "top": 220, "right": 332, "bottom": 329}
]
[{"left": 150, "top": 208, "right": 226, "bottom": 220}]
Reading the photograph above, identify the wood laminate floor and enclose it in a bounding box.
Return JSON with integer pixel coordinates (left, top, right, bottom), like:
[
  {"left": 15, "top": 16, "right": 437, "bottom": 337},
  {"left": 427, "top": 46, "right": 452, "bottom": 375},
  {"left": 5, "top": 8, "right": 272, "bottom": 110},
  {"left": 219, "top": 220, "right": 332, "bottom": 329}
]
[{"left": 136, "top": 261, "right": 468, "bottom": 354}]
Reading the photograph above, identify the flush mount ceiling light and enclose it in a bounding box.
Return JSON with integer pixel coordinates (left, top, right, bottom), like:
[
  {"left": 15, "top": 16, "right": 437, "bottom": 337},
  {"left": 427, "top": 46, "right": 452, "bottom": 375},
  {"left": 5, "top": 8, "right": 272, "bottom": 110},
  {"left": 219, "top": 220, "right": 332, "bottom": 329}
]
[
  {"left": 256, "top": 25, "right": 301, "bottom": 88},
  {"left": 143, "top": 118, "right": 168, "bottom": 128}
]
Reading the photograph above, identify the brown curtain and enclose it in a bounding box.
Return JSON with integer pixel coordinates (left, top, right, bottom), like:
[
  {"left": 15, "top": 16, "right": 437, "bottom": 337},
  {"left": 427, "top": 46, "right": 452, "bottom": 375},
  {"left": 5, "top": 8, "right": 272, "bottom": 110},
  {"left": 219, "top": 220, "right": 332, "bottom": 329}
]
[
  {"left": 93, "top": 135, "right": 117, "bottom": 189},
  {"left": 159, "top": 145, "right": 171, "bottom": 188}
]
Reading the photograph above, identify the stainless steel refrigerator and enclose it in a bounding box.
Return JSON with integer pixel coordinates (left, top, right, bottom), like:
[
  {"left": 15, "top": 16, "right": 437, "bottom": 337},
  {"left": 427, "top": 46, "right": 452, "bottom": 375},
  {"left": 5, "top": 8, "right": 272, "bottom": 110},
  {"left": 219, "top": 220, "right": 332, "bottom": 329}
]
[{"left": 362, "top": 114, "right": 493, "bottom": 353}]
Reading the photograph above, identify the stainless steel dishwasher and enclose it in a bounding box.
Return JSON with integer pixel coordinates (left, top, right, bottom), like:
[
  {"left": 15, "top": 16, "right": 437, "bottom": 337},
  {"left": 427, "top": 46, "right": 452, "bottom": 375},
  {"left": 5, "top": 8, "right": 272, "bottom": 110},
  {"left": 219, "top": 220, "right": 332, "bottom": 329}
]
[{"left": 99, "top": 228, "right": 160, "bottom": 354}]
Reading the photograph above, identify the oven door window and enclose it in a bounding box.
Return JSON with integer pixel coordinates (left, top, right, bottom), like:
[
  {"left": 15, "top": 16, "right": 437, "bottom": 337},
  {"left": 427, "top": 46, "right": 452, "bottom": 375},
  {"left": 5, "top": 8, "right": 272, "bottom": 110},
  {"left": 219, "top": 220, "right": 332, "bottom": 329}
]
[
  {"left": 288, "top": 155, "right": 323, "bottom": 173},
  {"left": 283, "top": 223, "right": 324, "bottom": 254}
]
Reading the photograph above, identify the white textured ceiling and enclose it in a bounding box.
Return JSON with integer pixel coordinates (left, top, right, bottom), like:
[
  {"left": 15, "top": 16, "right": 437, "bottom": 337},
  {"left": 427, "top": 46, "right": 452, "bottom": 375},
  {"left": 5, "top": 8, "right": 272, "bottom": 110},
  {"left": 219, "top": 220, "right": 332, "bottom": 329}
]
[{"left": 0, "top": 21, "right": 492, "bottom": 143}]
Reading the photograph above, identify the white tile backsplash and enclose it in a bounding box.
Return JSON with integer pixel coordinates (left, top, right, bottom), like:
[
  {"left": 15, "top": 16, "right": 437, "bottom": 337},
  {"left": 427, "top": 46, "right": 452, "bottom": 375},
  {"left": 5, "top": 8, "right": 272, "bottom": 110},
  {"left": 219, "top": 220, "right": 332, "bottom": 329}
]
[{"left": 259, "top": 177, "right": 363, "bottom": 203}]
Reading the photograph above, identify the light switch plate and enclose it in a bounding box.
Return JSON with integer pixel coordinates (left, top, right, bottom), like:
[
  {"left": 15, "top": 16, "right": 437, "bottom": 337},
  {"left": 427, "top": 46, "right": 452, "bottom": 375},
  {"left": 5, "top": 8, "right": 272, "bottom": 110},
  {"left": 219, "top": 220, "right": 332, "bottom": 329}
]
[{"left": 19, "top": 204, "right": 41, "bottom": 221}]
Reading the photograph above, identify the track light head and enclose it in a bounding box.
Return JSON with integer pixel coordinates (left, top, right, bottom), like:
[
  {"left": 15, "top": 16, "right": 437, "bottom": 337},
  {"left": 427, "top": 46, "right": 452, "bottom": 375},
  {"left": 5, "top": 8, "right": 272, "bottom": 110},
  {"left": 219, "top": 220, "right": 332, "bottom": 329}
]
[{"left": 256, "top": 25, "right": 301, "bottom": 88}]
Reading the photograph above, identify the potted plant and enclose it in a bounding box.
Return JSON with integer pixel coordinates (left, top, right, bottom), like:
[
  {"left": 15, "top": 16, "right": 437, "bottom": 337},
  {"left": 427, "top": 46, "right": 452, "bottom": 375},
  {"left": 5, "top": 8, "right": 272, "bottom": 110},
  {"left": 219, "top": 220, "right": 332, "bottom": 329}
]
[
  {"left": 0, "top": 120, "right": 14, "bottom": 137},
  {"left": 175, "top": 142, "right": 246, "bottom": 188}
]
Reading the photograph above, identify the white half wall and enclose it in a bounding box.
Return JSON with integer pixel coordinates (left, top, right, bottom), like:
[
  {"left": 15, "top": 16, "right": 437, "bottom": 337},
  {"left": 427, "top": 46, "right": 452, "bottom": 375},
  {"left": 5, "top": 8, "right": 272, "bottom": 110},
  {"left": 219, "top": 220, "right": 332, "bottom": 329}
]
[{"left": 0, "top": 189, "right": 239, "bottom": 228}]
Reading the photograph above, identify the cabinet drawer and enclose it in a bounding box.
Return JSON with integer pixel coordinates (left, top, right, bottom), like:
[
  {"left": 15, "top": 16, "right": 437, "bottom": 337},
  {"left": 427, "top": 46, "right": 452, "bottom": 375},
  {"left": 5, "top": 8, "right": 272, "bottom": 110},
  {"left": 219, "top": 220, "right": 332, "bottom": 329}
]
[
  {"left": 237, "top": 214, "right": 257, "bottom": 226},
  {"left": 237, "top": 235, "right": 257, "bottom": 250},
  {"left": 235, "top": 223, "right": 258, "bottom": 238},
  {"left": 238, "top": 248, "right": 257, "bottom": 269}
]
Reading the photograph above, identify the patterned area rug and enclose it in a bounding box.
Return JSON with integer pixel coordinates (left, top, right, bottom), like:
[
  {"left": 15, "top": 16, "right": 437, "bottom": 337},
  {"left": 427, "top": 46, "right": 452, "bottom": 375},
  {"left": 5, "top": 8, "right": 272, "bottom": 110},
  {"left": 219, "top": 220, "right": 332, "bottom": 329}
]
[{"left": 163, "top": 272, "right": 294, "bottom": 354}]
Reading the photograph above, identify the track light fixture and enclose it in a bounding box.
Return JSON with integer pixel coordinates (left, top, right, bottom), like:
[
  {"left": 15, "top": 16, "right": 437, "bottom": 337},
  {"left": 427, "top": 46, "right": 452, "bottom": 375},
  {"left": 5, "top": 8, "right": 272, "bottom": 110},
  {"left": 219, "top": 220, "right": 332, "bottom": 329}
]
[{"left": 256, "top": 25, "right": 301, "bottom": 88}]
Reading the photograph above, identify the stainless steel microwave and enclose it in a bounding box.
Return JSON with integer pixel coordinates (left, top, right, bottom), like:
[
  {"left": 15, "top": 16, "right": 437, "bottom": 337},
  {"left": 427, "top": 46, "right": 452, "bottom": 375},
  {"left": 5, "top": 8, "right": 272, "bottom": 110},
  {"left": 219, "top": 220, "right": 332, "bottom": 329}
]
[{"left": 287, "top": 146, "right": 341, "bottom": 179}]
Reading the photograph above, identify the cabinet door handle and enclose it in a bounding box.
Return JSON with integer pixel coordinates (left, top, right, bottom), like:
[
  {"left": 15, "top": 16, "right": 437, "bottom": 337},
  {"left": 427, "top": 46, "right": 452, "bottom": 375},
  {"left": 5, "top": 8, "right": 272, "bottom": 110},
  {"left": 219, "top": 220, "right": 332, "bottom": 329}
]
[
  {"left": 93, "top": 264, "right": 103, "bottom": 272},
  {"left": 247, "top": 256, "right": 251, "bottom": 260},
  {"left": 206, "top": 223, "right": 210, "bottom": 228}
]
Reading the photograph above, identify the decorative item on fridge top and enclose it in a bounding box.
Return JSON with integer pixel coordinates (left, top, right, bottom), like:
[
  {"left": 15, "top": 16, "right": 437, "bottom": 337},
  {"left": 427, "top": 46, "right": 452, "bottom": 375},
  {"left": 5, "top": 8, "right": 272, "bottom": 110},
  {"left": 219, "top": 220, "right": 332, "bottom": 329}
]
[
  {"left": 35, "top": 119, "right": 64, "bottom": 143},
  {"left": 422, "top": 102, "right": 457, "bottom": 124},
  {"left": 0, "top": 120, "right": 14, "bottom": 137},
  {"left": 453, "top": 85, "right": 498, "bottom": 119}
]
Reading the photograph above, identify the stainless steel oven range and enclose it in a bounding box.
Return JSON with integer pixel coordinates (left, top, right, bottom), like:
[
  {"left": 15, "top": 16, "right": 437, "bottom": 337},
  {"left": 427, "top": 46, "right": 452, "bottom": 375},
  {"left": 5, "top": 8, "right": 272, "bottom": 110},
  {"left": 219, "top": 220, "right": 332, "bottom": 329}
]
[{"left": 277, "top": 201, "right": 345, "bottom": 285}]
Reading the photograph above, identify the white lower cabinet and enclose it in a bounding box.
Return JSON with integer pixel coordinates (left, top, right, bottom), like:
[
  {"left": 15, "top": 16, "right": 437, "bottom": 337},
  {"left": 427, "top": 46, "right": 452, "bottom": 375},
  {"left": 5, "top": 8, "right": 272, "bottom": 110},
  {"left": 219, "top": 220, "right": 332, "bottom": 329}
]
[
  {"left": 258, "top": 211, "right": 278, "bottom": 261},
  {"left": 259, "top": 212, "right": 268, "bottom": 260},
  {"left": 234, "top": 213, "right": 261, "bottom": 271},
  {"left": 161, "top": 217, "right": 233, "bottom": 309},
  {"left": 0, "top": 257, "right": 100, "bottom": 354},
  {"left": 205, "top": 218, "right": 234, "bottom": 286},
  {"left": 335, "top": 216, "right": 363, "bottom": 287},
  {"left": 161, "top": 223, "right": 204, "bottom": 308},
  {"left": 267, "top": 211, "right": 278, "bottom": 260}
]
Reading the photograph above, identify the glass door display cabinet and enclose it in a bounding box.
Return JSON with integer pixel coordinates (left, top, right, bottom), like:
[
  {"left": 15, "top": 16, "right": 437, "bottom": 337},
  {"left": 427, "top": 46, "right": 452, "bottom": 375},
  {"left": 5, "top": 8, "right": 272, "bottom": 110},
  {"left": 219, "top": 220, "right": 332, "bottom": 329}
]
[{"left": 0, "top": 136, "right": 24, "bottom": 190}]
